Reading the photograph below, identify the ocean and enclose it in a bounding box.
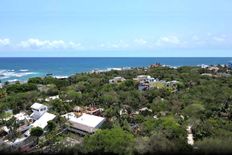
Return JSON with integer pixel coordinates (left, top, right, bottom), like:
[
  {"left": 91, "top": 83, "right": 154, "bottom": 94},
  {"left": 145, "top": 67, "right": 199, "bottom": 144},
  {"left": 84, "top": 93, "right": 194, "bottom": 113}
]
[{"left": 0, "top": 57, "right": 232, "bottom": 82}]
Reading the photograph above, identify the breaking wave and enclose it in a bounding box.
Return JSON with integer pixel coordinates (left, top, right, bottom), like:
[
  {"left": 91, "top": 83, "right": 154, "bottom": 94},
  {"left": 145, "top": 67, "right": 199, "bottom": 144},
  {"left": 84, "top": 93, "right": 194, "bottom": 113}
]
[
  {"left": 19, "top": 69, "right": 29, "bottom": 72},
  {"left": 0, "top": 69, "right": 38, "bottom": 80}
]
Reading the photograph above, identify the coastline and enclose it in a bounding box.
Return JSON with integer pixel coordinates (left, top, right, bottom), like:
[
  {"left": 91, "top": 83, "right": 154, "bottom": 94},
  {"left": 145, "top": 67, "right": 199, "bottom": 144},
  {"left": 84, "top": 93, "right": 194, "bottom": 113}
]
[{"left": 0, "top": 57, "right": 232, "bottom": 83}]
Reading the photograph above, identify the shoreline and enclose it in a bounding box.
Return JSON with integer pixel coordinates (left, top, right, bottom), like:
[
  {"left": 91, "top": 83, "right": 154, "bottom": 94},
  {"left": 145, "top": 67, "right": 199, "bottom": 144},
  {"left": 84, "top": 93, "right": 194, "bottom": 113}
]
[
  {"left": 1, "top": 57, "right": 231, "bottom": 83},
  {"left": 0, "top": 63, "right": 229, "bottom": 85}
]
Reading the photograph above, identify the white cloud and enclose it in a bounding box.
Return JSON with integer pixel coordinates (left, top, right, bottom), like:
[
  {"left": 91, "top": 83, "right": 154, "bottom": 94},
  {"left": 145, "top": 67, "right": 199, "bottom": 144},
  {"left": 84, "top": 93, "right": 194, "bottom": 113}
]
[
  {"left": 67, "top": 41, "right": 82, "bottom": 49},
  {"left": 156, "top": 36, "right": 181, "bottom": 46},
  {"left": 1, "top": 34, "right": 232, "bottom": 51},
  {"left": 18, "top": 38, "right": 82, "bottom": 49},
  {"left": 192, "top": 35, "right": 200, "bottom": 41},
  {"left": 134, "top": 38, "right": 147, "bottom": 45},
  {"left": 99, "top": 40, "right": 129, "bottom": 49},
  {"left": 0, "top": 38, "right": 10, "bottom": 46},
  {"left": 212, "top": 36, "right": 225, "bottom": 42}
]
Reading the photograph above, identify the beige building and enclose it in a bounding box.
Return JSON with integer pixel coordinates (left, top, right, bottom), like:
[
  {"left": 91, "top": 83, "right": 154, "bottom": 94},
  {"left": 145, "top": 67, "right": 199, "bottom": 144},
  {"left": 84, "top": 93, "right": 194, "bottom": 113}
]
[{"left": 109, "top": 76, "right": 126, "bottom": 84}]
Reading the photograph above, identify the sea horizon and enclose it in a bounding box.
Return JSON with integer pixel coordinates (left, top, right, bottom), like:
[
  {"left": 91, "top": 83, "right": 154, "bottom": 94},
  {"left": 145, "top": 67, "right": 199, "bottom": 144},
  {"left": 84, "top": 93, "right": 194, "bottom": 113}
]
[
  {"left": 0, "top": 56, "right": 232, "bottom": 58},
  {"left": 1, "top": 57, "right": 232, "bottom": 83}
]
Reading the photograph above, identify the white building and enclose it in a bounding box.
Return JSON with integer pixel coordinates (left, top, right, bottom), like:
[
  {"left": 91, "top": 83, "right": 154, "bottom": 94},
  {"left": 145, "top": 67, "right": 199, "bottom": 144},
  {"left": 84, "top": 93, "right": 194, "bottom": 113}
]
[
  {"left": 199, "top": 64, "right": 209, "bottom": 69},
  {"left": 145, "top": 77, "right": 156, "bottom": 83},
  {"left": 53, "top": 75, "right": 68, "bottom": 79},
  {"left": 24, "top": 112, "right": 56, "bottom": 137},
  {"left": 133, "top": 75, "right": 150, "bottom": 81},
  {"left": 109, "top": 76, "right": 126, "bottom": 84},
  {"left": 30, "top": 103, "right": 48, "bottom": 120},
  {"left": 62, "top": 112, "right": 105, "bottom": 135},
  {"left": 134, "top": 75, "right": 157, "bottom": 83},
  {"left": 31, "top": 112, "right": 56, "bottom": 129},
  {"left": 45, "top": 95, "right": 60, "bottom": 102}
]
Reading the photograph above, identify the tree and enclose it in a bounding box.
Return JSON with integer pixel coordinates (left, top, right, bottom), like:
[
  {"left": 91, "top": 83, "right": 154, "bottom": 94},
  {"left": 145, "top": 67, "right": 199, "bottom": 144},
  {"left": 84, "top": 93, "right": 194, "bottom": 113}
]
[
  {"left": 47, "top": 120, "right": 57, "bottom": 131},
  {"left": 195, "top": 137, "right": 232, "bottom": 153},
  {"left": 150, "top": 97, "right": 169, "bottom": 113},
  {"left": 75, "top": 81, "right": 87, "bottom": 92},
  {"left": 100, "top": 91, "right": 119, "bottom": 105},
  {"left": 103, "top": 106, "right": 118, "bottom": 118},
  {"left": 83, "top": 127, "right": 135, "bottom": 155},
  {"left": 159, "top": 116, "right": 186, "bottom": 139},
  {"left": 31, "top": 127, "right": 44, "bottom": 137},
  {"left": 28, "top": 77, "right": 43, "bottom": 84},
  {"left": 6, "top": 91, "right": 39, "bottom": 113},
  {"left": 184, "top": 103, "right": 205, "bottom": 118},
  {"left": 0, "top": 89, "right": 7, "bottom": 99},
  {"left": 191, "top": 119, "right": 214, "bottom": 140},
  {"left": 147, "top": 133, "right": 176, "bottom": 153},
  {"left": 141, "top": 117, "right": 157, "bottom": 135},
  {"left": 65, "top": 89, "right": 82, "bottom": 103},
  {"left": 31, "top": 127, "right": 44, "bottom": 143},
  {"left": 121, "top": 119, "right": 131, "bottom": 132},
  {"left": 6, "top": 117, "right": 19, "bottom": 141},
  {"left": 50, "top": 99, "right": 70, "bottom": 114},
  {"left": 46, "top": 84, "right": 59, "bottom": 96},
  {"left": 6, "top": 83, "right": 37, "bottom": 94}
]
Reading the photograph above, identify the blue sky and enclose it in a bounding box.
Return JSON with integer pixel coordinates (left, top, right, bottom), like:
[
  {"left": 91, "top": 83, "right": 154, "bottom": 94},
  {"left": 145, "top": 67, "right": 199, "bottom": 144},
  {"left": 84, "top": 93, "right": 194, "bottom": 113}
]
[{"left": 0, "top": 0, "right": 232, "bottom": 57}]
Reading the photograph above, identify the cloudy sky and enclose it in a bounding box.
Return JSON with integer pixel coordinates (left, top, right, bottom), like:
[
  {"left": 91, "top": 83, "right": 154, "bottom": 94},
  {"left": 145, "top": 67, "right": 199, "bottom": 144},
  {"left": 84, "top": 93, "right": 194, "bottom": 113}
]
[{"left": 0, "top": 0, "right": 232, "bottom": 57}]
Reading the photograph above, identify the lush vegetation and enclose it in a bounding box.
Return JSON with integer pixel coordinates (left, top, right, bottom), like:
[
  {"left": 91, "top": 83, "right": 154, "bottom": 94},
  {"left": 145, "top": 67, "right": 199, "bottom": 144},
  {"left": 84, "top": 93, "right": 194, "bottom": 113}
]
[{"left": 1, "top": 65, "right": 232, "bottom": 154}]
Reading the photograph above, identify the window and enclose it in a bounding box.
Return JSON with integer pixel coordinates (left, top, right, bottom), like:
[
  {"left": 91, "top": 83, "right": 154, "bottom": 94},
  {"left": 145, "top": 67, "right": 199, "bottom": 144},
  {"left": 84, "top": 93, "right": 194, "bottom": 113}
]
[{"left": 40, "top": 107, "right": 46, "bottom": 111}]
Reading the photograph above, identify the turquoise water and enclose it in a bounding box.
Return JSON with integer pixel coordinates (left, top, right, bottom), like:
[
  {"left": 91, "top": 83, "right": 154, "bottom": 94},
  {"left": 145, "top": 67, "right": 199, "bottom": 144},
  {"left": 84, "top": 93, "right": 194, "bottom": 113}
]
[{"left": 0, "top": 57, "right": 232, "bottom": 82}]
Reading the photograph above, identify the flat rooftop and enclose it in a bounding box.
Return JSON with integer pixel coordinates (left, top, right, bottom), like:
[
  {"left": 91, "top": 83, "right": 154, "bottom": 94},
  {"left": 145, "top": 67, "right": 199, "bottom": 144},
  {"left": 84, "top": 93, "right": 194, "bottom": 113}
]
[
  {"left": 32, "top": 112, "right": 56, "bottom": 129},
  {"left": 31, "top": 102, "right": 46, "bottom": 110},
  {"left": 63, "top": 112, "right": 105, "bottom": 128}
]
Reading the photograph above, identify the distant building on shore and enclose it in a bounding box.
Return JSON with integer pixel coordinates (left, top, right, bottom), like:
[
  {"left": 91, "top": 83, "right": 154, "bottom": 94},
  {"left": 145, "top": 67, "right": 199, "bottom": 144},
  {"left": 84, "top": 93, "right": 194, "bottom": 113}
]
[
  {"left": 150, "top": 63, "right": 161, "bottom": 68},
  {"left": 228, "top": 62, "right": 232, "bottom": 68}
]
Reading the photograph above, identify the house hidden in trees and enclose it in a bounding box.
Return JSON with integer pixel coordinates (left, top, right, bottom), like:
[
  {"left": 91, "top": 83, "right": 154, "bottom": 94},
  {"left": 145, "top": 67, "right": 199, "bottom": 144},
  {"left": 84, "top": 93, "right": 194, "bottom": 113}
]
[
  {"left": 24, "top": 112, "right": 56, "bottom": 137},
  {"left": 45, "top": 95, "right": 60, "bottom": 102},
  {"left": 62, "top": 112, "right": 105, "bottom": 135},
  {"left": 73, "top": 106, "right": 104, "bottom": 116},
  {"left": 134, "top": 75, "right": 158, "bottom": 91},
  {"left": 24, "top": 103, "right": 56, "bottom": 136},
  {"left": 1, "top": 103, "right": 56, "bottom": 149},
  {"left": 134, "top": 74, "right": 180, "bottom": 91},
  {"left": 15, "top": 103, "right": 55, "bottom": 136},
  {"left": 109, "top": 76, "right": 126, "bottom": 84},
  {"left": 133, "top": 75, "right": 156, "bottom": 82}
]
